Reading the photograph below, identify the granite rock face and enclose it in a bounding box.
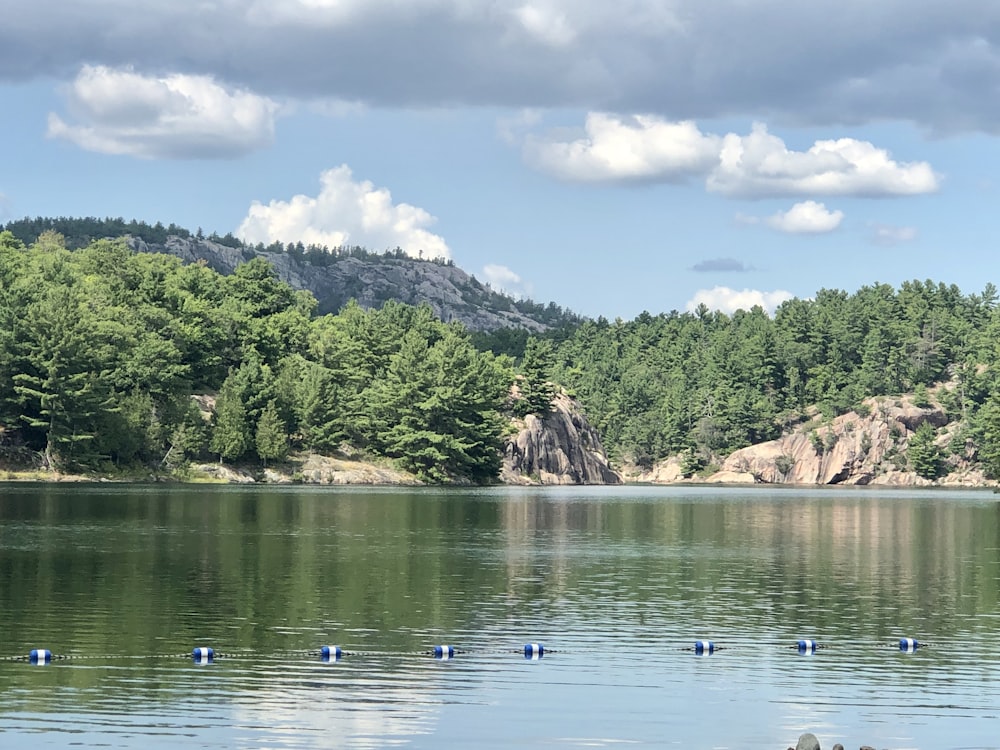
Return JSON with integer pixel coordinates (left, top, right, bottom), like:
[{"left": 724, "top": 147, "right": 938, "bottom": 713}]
[
  {"left": 502, "top": 393, "right": 621, "bottom": 485},
  {"left": 128, "top": 235, "right": 553, "bottom": 331},
  {"left": 706, "top": 395, "right": 981, "bottom": 486}
]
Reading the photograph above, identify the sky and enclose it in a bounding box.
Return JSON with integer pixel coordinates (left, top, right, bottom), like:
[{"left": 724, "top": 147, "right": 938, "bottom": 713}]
[{"left": 2, "top": 1, "right": 1000, "bottom": 320}]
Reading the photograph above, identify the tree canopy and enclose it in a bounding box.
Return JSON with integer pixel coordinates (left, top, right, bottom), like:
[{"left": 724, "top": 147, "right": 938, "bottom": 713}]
[
  {"left": 0, "top": 231, "right": 514, "bottom": 482},
  {"left": 5, "top": 224, "right": 1000, "bottom": 483},
  {"left": 546, "top": 281, "right": 1000, "bottom": 472}
]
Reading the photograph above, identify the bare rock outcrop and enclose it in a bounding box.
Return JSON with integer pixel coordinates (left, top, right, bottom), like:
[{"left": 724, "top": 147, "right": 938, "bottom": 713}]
[
  {"left": 127, "top": 235, "right": 552, "bottom": 332},
  {"left": 712, "top": 396, "right": 953, "bottom": 485},
  {"left": 503, "top": 393, "right": 621, "bottom": 485}
]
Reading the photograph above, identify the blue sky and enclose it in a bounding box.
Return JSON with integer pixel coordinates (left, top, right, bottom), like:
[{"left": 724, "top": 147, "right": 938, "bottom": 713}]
[{"left": 2, "top": 1, "right": 1000, "bottom": 320}]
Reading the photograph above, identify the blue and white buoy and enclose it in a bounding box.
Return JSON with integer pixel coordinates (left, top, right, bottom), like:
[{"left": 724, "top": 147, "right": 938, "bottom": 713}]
[
  {"left": 29, "top": 649, "right": 51, "bottom": 665},
  {"left": 192, "top": 647, "right": 214, "bottom": 664},
  {"left": 694, "top": 640, "right": 715, "bottom": 655},
  {"left": 797, "top": 639, "right": 818, "bottom": 655},
  {"left": 321, "top": 645, "right": 342, "bottom": 662},
  {"left": 433, "top": 645, "right": 455, "bottom": 660},
  {"left": 899, "top": 638, "right": 919, "bottom": 653},
  {"left": 524, "top": 643, "right": 544, "bottom": 660}
]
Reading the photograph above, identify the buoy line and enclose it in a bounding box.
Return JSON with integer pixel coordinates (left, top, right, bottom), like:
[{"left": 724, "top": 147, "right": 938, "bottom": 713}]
[{"left": 4, "top": 638, "right": 933, "bottom": 665}]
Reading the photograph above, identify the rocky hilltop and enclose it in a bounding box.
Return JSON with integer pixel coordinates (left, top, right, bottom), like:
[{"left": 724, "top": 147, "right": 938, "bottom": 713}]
[
  {"left": 502, "top": 393, "right": 622, "bottom": 485},
  {"left": 630, "top": 394, "right": 985, "bottom": 487},
  {"left": 127, "top": 235, "right": 569, "bottom": 332}
]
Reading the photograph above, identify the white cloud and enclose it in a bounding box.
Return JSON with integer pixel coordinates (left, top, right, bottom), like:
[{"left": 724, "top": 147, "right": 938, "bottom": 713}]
[
  {"left": 482, "top": 263, "right": 532, "bottom": 298},
  {"left": 521, "top": 117, "right": 938, "bottom": 198},
  {"left": 708, "top": 124, "right": 940, "bottom": 198},
  {"left": 765, "top": 201, "right": 844, "bottom": 234},
  {"left": 46, "top": 65, "right": 278, "bottom": 159},
  {"left": 685, "top": 286, "right": 795, "bottom": 316},
  {"left": 236, "top": 165, "right": 451, "bottom": 259},
  {"left": 870, "top": 223, "right": 918, "bottom": 246},
  {"left": 523, "top": 113, "right": 721, "bottom": 182}
]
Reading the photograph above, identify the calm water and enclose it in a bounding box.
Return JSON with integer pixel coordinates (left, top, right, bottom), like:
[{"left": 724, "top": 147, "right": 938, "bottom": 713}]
[{"left": 1, "top": 484, "right": 999, "bottom": 750}]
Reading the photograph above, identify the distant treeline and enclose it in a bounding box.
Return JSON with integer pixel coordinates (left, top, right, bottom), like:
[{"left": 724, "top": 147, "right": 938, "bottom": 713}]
[
  {"left": 2, "top": 215, "right": 454, "bottom": 260},
  {"left": 548, "top": 282, "right": 1000, "bottom": 478},
  {"left": 2, "top": 216, "right": 582, "bottom": 332}
]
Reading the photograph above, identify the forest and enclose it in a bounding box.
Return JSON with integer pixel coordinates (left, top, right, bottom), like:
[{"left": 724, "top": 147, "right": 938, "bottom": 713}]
[
  {"left": 4, "top": 224, "right": 1000, "bottom": 483},
  {"left": 0, "top": 230, "right": 534, "bottom": 482},
  {"left": 549, "top": 281, "right": 1000, "bottom": 479}
]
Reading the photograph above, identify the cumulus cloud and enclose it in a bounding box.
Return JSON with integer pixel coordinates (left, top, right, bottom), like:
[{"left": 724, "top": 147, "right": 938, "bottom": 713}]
[
  {"left": 690, "top": 258, "right": 755, "bottom": 273},
  {"left": 685, "top": 286, "right": 795, "bottom": 315},
  {"left": 236, "top": 165, "right": 450, "bottom": 259},
  {"left": 46, "top": 65, "right": 277, "bottom": 159},
  {"left": 870, "top": 223, "right": 918, "bottom": 246},
  {"left": 764, "top": 201, "right": 844, "bottom": 234},
  {"left": 482, "top": 263, "right": 532, "bottom": 298},
  {"left": 522, "top": 117, "right": 938, "bottom": 197},
  {"left": 522, "top": 113, "right": 721, "bottom": 182},
  {"left": 708, "top": 124, "right": 939, "bottom": 198},
  {"left": 6, "top": 1, "right": 1000, "bottom": 131}
]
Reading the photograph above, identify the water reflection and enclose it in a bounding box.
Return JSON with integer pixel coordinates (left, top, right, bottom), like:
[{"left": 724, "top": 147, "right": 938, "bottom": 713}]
[{"left": 0, "top": 484, "right": 999, "bottom": 749}]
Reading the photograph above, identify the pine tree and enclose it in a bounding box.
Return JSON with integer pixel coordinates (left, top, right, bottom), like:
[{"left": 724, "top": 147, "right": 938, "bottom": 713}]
[
  {"left": 515, "top": 337, "right": 556, "bottom": 418},
  {"left": 908, "top": 421, "right": 942, "bottom": 479},
  {"left": 255, "top": 399, "right": 287, "bottom": 467},
  {"left": 210, "top": 379, "right": 249, "bottom": 462}
]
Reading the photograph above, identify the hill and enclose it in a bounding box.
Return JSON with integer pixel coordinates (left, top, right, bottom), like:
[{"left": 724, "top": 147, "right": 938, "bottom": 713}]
[{"left": 2, "top": 216, "right": 580, "bottom": 333}]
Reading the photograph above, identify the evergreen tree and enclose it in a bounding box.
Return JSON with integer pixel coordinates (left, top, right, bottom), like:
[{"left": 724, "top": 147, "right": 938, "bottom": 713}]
[
  {"left": 211, "top": 379, "right": 250, "bottom": 462},
  {"left": 975, "top": 393, "right": 1000, "bottom": 479},
  {"left": 515, "top": 336, "right": 556, "bottom": 417},
  {"left": 908, "top": 421, "right": 943, "bottom": 479},
  {"left": 13, "top": 286, "right": 115, "bottom": 470},
  {"left": 255, "top": 399, "right": 287, "bottom": 467}
]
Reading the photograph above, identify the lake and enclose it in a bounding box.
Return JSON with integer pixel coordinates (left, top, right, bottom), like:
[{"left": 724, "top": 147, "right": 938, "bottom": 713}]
[{"left": 1, "top": 483, "right": 998, "bottom": 750}]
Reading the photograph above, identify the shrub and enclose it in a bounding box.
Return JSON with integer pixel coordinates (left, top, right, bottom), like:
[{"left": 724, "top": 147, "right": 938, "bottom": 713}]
[
  {"left": 774, "top": 454, "right": 796, "bottom": 475},
  {"left": 809, "top": 431, "right": 824, "bottom": 454}
]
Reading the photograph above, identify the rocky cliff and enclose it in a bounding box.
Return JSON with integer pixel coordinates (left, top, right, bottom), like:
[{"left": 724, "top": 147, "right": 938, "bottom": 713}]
[
  {"left": 634, "top": 394, "right": 985, "bottom": 487},
  {"left": 127, "top": 235, "right": 569, "bottom": 332},
  {"left": 502, "top": 393, "right": 622, "bottom": 485}
]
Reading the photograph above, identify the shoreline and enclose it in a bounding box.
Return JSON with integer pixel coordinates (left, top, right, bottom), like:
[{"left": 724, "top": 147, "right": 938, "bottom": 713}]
[{"left": 3, "top": 465, "right": 997, "bottom": 490}]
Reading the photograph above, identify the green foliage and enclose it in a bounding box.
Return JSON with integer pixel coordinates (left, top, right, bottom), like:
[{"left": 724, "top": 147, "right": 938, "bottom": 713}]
[
  {"left": 678, "top": 448, "right": 703, "bottom": 477},
  {"left": 210, "top": 378, "right": 250, "bottom": 462},
  {"left": 255, "top": 400, "right": 288, "bottom": 466},
  {"left": 774, "top": 453, "right": 796, "bottom": 475},
  {"left": 514, "top": 337, "right": 557, "bottom": 417},
  {"left": 859, "top": 431, "right": 873, "bottom": 458},
  {"left": 550, "top": 279, "right": 1000, "bottom": 466},
  {"left": 362, "top": 326, "right": 512, "bottom": 483},
  {"left": 975, "top": 393, "right": 1000, "bottom": 479},
  {"left": 912, "top": 383, "right": 931, "bottom": 408},
  {"left": 809, "top": 431, "right": 824, "bottom": 455},
  {"left": 9, "top": 218, "right": 1000, "bottom": 483},
  {"left": 908, "top": 422, "right": 943, "bottom": 479},
  {"left": 824, "top": 430, "right": 839, "bottom": 452}
]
